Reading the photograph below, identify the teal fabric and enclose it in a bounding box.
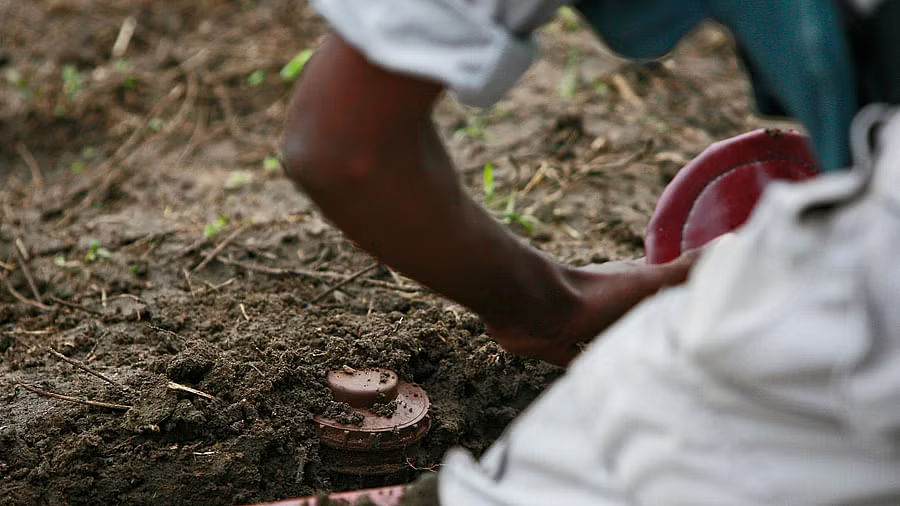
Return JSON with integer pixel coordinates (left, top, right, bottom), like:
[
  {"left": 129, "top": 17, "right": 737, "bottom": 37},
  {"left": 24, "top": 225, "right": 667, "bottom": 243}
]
[{"left": 576, "top": 0, "right": 857, "bottom": 171}]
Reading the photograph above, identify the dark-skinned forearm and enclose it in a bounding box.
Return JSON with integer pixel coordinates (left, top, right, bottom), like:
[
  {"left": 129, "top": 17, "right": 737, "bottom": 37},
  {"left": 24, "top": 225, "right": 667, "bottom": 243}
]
[{"left": 283, "top": 36, "right": 579, "bottom": 333}]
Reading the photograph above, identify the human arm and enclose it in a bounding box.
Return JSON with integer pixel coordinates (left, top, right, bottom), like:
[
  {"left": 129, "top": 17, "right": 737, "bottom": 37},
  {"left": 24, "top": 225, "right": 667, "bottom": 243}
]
[{"left": 282, "top": 35, "right": 694, "bottom": 366}]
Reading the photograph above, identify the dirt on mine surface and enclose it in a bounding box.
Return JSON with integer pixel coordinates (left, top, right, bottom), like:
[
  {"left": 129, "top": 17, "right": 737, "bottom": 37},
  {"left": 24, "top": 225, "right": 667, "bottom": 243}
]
[{"left": 1, "top": 1, "right": 793, "bottom": 504}]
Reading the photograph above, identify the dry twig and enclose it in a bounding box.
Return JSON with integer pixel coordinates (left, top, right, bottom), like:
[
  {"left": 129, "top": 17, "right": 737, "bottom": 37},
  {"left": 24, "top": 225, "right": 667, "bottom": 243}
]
[
  {"left": 111, "top": 16, "right": 137, "bottom": 58},
  {"left": 217, "top": 257, "right": 337, "bottom": 280},
  {"left": 2, "top": 272, "right": 53, "bottom": 311},
  {"left": 365, "top": 278, "right": 420, "bottom": 292},
  {"left": 217, "top": 257, "right": 418, "bottom": 292},
  {"left": 15, "top": 142, "right": 44, "bottom": 190},
  {"left": 13, "top": 238, "right": 42, "bottom": 304},
  {"left": 310, "top": 263, "right": 380, "bottom": 304},
  {"left": 183, "top": 268, "right": 195, "bottom": 298},
  {"left": 200, "top": 277, "right": 235, "bottom": 293},
  {"left": 4, "top": 327, "right": 56, "bottom": 336},
  {"left": 178, "top": 235, "right": 210, "bottom": 258},
  {"left": 167, "top": 381, "right": 218, "bottom": 402},
  {"left": 213, "top": 85, "right": 271, "bottom": 147},
  {"left": 16, "top": 382, "right": 132, "bottom": 411},
  {"left": 192, "top": 226, "right": 245, "bottom": 273},
  {"left": 145, "top": 324, "right": 184, "bottom": 340},
  {"left": 48, "top": 347, "right": 128, "bottom": 392},
  {"left": 611, "top": 73, "right": 644, "bottom": 108},
  {"left": 50, "top": 296, "right": 104, "bottom": 316}
]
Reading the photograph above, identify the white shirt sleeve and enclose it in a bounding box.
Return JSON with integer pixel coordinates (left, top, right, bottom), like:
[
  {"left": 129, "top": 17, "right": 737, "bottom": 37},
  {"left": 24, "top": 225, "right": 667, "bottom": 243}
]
[{"left": 311, "top": 0, "right": 569, "bottom": 107}]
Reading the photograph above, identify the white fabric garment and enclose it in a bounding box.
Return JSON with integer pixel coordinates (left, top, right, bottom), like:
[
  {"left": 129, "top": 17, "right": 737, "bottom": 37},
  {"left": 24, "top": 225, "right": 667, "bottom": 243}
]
[
  {"left": 311, "top": 0, "right": 569, "bottom": 107},
  {"left": 439, "top": 107, "right": 900, "bottom": 505}
]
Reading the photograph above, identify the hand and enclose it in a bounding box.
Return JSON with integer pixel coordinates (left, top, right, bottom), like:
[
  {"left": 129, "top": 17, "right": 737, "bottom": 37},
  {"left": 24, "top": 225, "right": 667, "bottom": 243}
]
[{"left": 486, "top": 251, "right": 700, "bottom": 367}]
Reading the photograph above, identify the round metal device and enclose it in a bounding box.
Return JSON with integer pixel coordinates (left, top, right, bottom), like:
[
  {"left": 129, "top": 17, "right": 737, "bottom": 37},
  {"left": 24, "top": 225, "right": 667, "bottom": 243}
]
[{"left": 313, "top": 368, "right": 431, "bottom": 475}]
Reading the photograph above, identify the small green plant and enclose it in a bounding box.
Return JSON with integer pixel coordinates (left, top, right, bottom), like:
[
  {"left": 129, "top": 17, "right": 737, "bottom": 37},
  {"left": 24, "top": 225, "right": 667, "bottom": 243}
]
[
  {"left": 558, "top": 49, "right": 581, "bottom": 99},
  {"left": 70, "top": 160, "right": 86, "bottom": 174},
  {"left": 4, "top": 68, "right": 23, "bottom": 86},
  {"left": 557, "top": 7, "right": 581, "bottom": 32},
  {"left": 85, "top": 240, "right": 111, "bottom": 262},
  {"left": 147, "top": 117, "right": 164, "bottom": 132},
  {"left": 482, "top": 162, "right": 495, "bottom": 202},
  {"left": 263, "top": 156, "right": 281, "bottom": 172},
  {"left": 457, "top": 114, "right": 487, "bottom": 139},
  {"left": 203, "top": 216, "right": 229, "bottom": 238},
  {"left": 5, "top": 68, "right": 32, "bottom": 100},
  {"left": 502, "top": 193, "right": 536, "bottom": 234},
  {"left": 480, "top": 164, "right": 537, "bottom": 235},
  {"left": 225, "top": 170, "right": 253, "bottom": 190},
  {"left": 248, "top": 70, "right": 266, "bottom": 86},
  {"left": 113, "top": 59, "right": 138, "bottom": 89},
  {"left": 68, "top": 147, "right": 98, "bottom": 174},
  {"left": 54, "top": 256, "right": 67, "bottom": 266},
  {"left": 280, "top": 49, "right": 314, "bottom": 82},
  {"left": 62, "top": 64, "right": 82, "bottom": 98},
  {"left": 593, "top": 80, "right": 611, "bottom": 97}
]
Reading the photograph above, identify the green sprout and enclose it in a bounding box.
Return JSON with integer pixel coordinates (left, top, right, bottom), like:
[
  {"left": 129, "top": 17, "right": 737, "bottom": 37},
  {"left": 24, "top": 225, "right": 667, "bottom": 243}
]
[
  {"left": 225, "top": 170, "right": 253, "bottom": 190},
  {"left": 70, "top": 160, "right": 86, "bottom": 174},
  {"left": 203, "top": 216, "right": 229, "bottom": 238},
  {"left": 62, "top": 64, "right": 82, "bottom": 98},
  {"left": 280, "top": 49, "right": 314, "bottom": 82},
  {"left": 482, "top": 162, "right": 495, "bottom": 202},
  {"left": 457, "top": 114, "right": 487, "bottom": 139},
  {"left": 85, "top": 239, "right": 111, "bottom": 263},
  {"left": 593, "top": 80, "right": 611, "bottom": 97},
  {"left": 5, "top": 68, "right": 32, "bottom": 100},
  {"left": 113, "top": 59, "right": 138, "bottom": 89},
  {"left": 147, "top": 117, "right": 164, "bottom": 132},
  {"left": 480, "top": 163, "right": 536, "bottom": 235},
  {"left": 248, "top": 70, "right": 266, "bottom": 86},
  {"left": 263, "top": 156, "right": 281, "bottom": 172},
  {"left": 501, "top": 193, "right": 536, "bottom": 234},
  {"left": 559, "top": 49, "right": 581, "bottom": 99},
  {"left": 4, "top": 68, "right": 23, "bottom": 86},
  {"left": 557, "top": 7, "right": 581, "bottom": 32}
]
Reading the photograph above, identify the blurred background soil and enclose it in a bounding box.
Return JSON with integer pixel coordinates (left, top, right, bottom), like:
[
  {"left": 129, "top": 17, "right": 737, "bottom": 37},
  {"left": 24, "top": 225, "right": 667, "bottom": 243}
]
[{"left": 0, "top": 1, "right": 796, "bottom": 504}]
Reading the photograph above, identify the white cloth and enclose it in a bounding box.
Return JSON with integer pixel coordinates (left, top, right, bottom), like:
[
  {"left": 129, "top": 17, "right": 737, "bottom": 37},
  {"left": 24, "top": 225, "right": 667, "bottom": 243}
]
[
  {"left": 439, "top": 108, "right": 900, "bottom": 505},
  {"left": 311, "top": 0, "right": 568, "bottom": 107}
]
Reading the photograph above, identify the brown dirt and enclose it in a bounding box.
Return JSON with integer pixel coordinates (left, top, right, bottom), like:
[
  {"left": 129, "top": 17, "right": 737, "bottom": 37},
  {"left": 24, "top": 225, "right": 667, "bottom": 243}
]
[{"left": 0, "top": 1, "right": 794, "bottom": 504}]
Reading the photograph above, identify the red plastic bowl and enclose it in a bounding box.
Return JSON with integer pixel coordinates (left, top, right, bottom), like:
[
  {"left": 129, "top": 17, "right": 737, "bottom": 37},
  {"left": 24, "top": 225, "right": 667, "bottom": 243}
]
[{"left": 645, "top": 129, "right": 819, "bottom": 264}]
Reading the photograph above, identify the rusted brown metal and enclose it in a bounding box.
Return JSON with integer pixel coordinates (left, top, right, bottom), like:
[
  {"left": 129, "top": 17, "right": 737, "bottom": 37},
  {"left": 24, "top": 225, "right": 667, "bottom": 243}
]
[{"left": 313, "top": 368, "right": 431, "bottom": 475}]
